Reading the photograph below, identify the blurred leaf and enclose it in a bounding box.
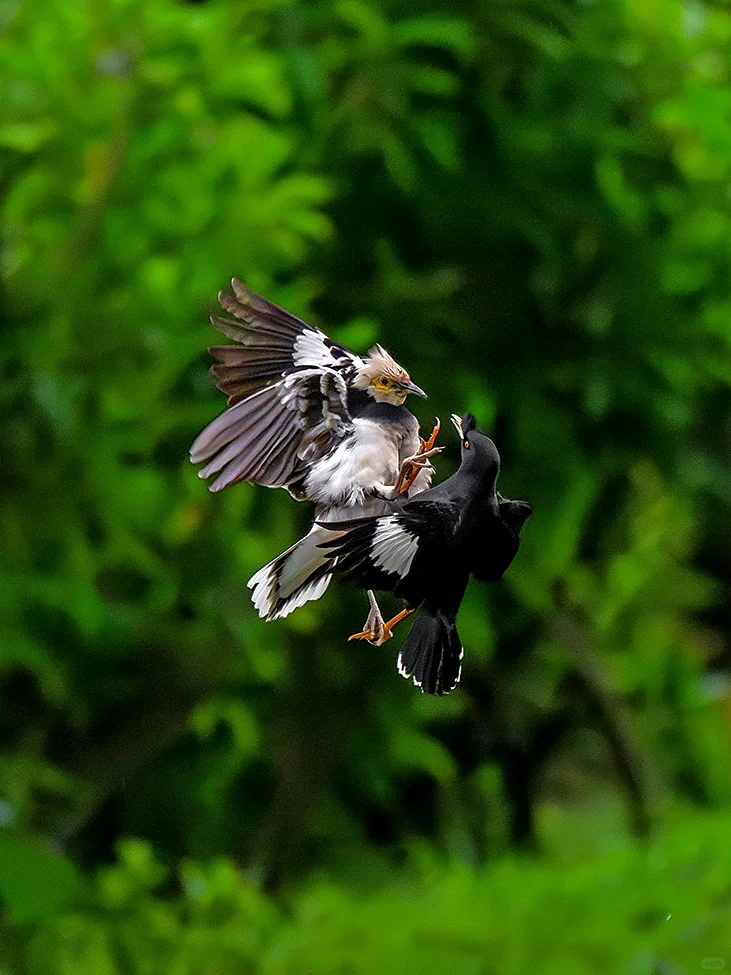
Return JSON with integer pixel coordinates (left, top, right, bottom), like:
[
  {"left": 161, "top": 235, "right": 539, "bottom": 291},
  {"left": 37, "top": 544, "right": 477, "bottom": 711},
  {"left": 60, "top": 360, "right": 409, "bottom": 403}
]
[
  {"left": 390, "top": 728, "right": 456, "bottom": 781},
  {"left": 0, "top": 121, "right": 57, "bottom": 152},
  {"left": 0, "top": 834, "right": 80, "bottom": 922},
  {"left": 393, "top": 16, "right": 475, "bottom": 61},
  {"left": 189, "top": 697, "right": 260, "bottom": 757}
]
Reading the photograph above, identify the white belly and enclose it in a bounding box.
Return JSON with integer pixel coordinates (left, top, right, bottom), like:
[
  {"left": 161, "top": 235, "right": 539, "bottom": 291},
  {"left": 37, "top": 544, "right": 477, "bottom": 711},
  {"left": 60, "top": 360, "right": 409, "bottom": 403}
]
[{"left": 304, "top": 418, "right": 406, "bottom": 511}]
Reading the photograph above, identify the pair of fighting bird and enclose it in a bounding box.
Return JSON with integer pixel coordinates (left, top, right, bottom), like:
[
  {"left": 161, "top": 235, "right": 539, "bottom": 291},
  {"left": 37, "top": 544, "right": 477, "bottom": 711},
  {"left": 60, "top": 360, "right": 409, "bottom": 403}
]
[{"left": 190, "top": 280, "right": 532, "bottom": 695}]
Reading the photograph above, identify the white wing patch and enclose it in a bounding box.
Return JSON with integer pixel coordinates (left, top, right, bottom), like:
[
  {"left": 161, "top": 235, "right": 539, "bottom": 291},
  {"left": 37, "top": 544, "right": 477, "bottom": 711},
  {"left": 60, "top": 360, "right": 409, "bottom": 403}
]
[
  {"left": 292, "top": 328, "right": 336, "bottom": 368},
  {"left": 371, "top": 517, "right": 419, "bottom": 579},
  {"left": 248, "top": 525, "right": 344, "bottom": 620},
  {"left": 270, "top": 574, "right": 332, "bottom": 620}
]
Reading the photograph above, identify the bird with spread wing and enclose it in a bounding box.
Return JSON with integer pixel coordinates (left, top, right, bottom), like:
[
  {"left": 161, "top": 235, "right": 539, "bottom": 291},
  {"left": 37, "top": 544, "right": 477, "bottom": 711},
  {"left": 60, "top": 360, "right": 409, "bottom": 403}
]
[
  {"left": 269, "top": 414, "right": 532, "bottom": 694},
  {"left": 190, "top": 280, "right": 440, "bottom": 637}
]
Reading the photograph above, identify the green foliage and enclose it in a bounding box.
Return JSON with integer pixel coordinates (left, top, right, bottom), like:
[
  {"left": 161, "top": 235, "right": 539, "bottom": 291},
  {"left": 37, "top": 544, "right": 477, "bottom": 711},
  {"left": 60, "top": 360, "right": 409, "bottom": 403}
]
[
  {"left": 3, "top": 0, "right": 731, "bottom": 968},
  {"left": 3, "top": 811, "right": 731, "bottom": 973}
]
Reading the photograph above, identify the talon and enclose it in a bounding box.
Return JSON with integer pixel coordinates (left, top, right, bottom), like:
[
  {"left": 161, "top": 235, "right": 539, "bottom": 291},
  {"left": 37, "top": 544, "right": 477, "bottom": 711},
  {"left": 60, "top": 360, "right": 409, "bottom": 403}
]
[
  {"left": 420, "top": 417, "right": 441, "bottom": 453},
  {"left": 349, "top": 605, "right": 414, "bottom": 646},
  {"left": 395, "top": 445, "right": 444, "bottom": 495},
  {"left": 348, "top": 628, "right": 380, "bottom": 643},
  {"left": 394, "top": 419, "right": 443, "bottom": 495},
  {"left": 411, "top": 446, "right": 443, "bottom": 462},
  {"left": 349, "top": 590, "right": 389, "bottom": 645}
]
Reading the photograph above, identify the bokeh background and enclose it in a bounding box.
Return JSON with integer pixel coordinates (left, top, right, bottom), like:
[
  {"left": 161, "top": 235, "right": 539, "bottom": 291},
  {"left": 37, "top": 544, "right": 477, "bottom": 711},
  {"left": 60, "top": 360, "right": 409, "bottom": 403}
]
[{"left": 3, "top": 0, "right": 731, "bottom": 970}]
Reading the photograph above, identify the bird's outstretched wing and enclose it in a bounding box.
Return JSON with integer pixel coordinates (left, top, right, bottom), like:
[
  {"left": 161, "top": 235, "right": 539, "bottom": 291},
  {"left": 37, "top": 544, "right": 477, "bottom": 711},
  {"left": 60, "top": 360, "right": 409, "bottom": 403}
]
[
  {"left": 207, "top": 279, "right": 361, "bottom": 404},
  {"left": 190, "top": 280, "right": 362, "bottom": 492},
  {"left": 318, "top": 499, "right": 461, "bottom": 594}
]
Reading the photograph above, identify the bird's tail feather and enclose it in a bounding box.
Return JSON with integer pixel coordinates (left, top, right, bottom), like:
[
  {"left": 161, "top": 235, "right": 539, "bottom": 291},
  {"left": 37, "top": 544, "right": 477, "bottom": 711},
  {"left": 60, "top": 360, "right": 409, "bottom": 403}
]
[
  {"left": 397, "top": 610, "right": 463, "bottom": 695},
  {"left": 247, "top": 525, "right": 344, "bottom": 620}
]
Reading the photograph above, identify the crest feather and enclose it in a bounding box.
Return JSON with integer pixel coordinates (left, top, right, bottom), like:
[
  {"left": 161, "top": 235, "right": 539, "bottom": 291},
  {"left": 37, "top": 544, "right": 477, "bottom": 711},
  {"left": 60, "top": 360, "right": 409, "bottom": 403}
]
[{"left": 353, "top": 344, "right": 410, "bottom": 388}]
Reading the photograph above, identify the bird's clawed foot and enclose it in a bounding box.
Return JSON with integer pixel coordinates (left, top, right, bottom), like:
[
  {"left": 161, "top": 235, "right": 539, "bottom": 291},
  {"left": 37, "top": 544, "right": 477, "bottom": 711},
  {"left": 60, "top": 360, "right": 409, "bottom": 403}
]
[
  {"left": 348, "top": 591, "right": 388, "bottom": 645},
  {"left": 394, "top": 417, "right": 443, "bottom": 495},
  {"left": 421, "top": 416, "right": 441, "bottom": 453},
  {"left": 348, "top": 595, "right": 415, "bottom": 647}
]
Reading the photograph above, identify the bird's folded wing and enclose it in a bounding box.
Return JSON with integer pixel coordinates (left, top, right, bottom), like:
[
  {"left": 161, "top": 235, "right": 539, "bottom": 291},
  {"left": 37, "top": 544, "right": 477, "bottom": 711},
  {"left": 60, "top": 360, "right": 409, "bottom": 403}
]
[
  {"left": 318, "top": 500, "right": 461, "bottom": 591},
  {"left": 208, "top": 278, "right": 361, "bottom": 404}
]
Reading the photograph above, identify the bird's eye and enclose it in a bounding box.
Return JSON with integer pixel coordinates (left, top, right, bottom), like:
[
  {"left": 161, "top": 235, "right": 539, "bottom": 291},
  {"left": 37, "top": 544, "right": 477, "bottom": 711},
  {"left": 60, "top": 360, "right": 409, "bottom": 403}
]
[
  {"left": 464, "top": 440, "right": 470, "bottom": 449},
  {"left": 376, "top": 376, "right": 392, "bottom": 389}
]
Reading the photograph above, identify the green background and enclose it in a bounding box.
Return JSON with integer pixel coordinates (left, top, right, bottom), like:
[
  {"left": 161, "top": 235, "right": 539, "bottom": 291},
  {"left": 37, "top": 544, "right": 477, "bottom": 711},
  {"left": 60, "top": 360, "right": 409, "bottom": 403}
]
[{"left": 3, "top": 0, "right": 731, "bottom": 970}]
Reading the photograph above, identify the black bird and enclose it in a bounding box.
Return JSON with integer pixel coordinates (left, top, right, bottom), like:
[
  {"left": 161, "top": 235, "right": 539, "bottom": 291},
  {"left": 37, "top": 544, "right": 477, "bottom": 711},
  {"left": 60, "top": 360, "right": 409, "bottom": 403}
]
[
  {"left": 190, "top": 280, "right": 441, "bottom": 628},
  {"left": 318, "top": 414, "right": 532, "bottom": 694}
]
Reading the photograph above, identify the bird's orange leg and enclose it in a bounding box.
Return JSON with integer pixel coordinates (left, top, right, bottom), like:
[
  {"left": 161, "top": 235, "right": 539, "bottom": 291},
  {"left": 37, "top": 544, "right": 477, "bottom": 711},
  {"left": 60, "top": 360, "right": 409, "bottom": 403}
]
[
  {"left": 420, "top": 416, "right": 441, "bottom": 453},
  {"left": 394, "top": 449, "right": 442, "bottom": 495},
  {"left": 395, "top": 417, "right": 443, "bottom": 495},
  {"left": 349, "top": 590, "right": 386, "bottom": 645},
  {"left": 348, "top": 604, "right": 415, "bottom": 646}
]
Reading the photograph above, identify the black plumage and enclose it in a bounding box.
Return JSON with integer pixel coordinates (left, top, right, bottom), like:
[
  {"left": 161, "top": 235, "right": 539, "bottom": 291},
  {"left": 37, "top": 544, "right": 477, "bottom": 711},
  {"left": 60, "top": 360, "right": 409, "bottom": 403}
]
[{"left": 318, "top": 414, "right": 532, "bottom": 694}]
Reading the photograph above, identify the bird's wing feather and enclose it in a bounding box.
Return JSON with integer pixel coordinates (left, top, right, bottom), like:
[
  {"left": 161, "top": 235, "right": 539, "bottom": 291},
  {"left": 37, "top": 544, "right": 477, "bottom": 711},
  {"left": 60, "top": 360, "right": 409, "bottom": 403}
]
[
  {"left": 318, "top": 515, "right": 419, "bottom": 590},
  {"left": 190, "top": 280, "right": 362, "bottom": 492},
  {"left": 191, "top": 367, "right": 352, "bottom": 491},
  {"left": 208, "top": 279, "right": 361, "bottom": 405},
  {"left": 319, "top": 500, "right": 461, "bottom": 591}
]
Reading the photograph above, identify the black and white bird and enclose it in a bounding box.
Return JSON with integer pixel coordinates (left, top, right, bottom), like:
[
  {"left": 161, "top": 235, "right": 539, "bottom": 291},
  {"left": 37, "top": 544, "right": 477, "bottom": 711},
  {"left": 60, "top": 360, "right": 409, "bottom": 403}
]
[
  {"left": 190, "top": 279, "right": 440, "bottom": 625},
  {"left": 314, "top": 414, "right": 533, "bottom": 694}
]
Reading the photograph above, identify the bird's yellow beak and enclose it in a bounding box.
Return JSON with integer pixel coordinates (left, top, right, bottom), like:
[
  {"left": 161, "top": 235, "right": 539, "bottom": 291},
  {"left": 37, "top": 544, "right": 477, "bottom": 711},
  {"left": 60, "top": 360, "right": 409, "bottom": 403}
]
[{"left": 450, "top": 414, "right": 463, "bottom": 439}]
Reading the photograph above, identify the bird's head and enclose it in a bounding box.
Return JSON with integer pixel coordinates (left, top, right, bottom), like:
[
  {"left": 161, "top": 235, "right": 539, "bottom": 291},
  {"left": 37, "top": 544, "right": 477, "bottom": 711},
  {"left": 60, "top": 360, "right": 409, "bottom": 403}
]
[
  {"left": 450, "top": 413, "right": 501, "bottom": 472},
  {"left": 451, "top": 414, "right": 533, "bottom": 535},
  {"left": 353, "top": 345, "right": 427, "bottom": 405}
]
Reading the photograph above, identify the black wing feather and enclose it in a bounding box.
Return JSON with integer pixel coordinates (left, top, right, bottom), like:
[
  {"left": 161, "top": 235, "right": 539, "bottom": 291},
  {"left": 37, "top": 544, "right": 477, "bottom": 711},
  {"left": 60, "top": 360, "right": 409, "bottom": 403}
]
[
  {"left": 319, "top": 500, "right": 462, "bottom": 593},
  {"left": 208, "top": 279, "right": 357, "bottom": 405}
]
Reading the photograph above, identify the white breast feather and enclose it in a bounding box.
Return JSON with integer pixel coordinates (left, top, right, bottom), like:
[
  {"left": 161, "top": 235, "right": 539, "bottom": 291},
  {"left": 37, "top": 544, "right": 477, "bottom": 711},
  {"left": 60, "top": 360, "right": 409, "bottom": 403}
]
[
  {"left": 304, "top": 418, "right": 401, "bottom": 507},
  {"left": 399, "top": 423, "right": 420, "bottom": 462},
  {"left": 371, "top": 517, "right": 419, "bottom": 579}
]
